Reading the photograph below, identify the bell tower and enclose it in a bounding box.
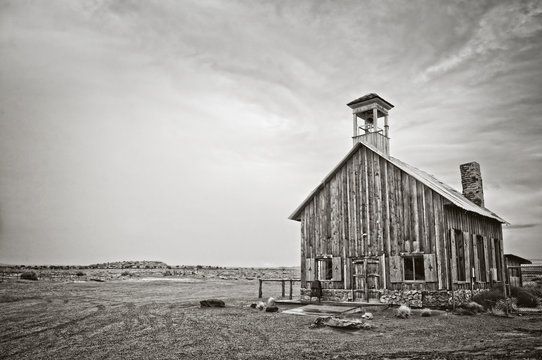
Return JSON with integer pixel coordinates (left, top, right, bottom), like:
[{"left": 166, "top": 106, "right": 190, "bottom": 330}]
[{"left": 347, "top": 93, "right": 394, "bottom": 155}]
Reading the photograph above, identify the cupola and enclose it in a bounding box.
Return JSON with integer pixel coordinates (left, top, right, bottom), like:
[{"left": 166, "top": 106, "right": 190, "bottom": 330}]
[{"left": 347, "top": 93, "right": 394, "bottom": 155}]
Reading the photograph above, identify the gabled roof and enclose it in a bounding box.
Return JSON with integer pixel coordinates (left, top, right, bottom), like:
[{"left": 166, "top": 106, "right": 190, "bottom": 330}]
[
  {"left": 289, "top": 142, "right": 507, "bottom": 224},
  {"left": 347, "top": 93, "right": 394, "bottom": 108}
]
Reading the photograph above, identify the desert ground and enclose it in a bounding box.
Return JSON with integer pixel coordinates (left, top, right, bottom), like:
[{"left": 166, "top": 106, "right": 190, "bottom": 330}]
[{"left": 1, "top": 270, "right": 542, "bottom": 359}]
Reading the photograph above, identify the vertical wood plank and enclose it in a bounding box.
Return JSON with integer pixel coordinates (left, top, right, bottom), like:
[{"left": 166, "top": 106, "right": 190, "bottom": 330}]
[
  {"left": 463, "top": 232, "right": 471, "bottom": 283},
  {"left": 362, "top": 147, "right": 370, "bottom": 256},
  {"left": 306, "top": 258, "right": 315, "bottom": 282},
  {"left": 330, "top": 177, "right": 339, "bottom": 257},
  {"left": 450, "top": 229, "right": 457, "bottom": 283},
  {"left": 396, "top": 168, "right": 404, "bottom": 253},
  {"left": 424, "top": 254, "right": 437, "bottom": 282},
  {"left": 344, "top": 258, "right": 352, "bottom": 290},
  {"left": 411, "top": 178, "right": 419, "bottom": 252},
  {"left": 419, "top": 181, "right": 427, "bottom": 252},
  {"left": 367, "top": 149, "right": 375, "bottom": 255},
  {"left": 483, "top": 236, "right": 489, "bottom": 283},
  {"left": 300, "top": 215, "right": 306, "bottom": 285},
  {"left": 390, "top": 255, "right": 402, "bottom": 282},
  {"left": 374, "top": 152, "right": 383, "bottom": 255},
  {"left": 389, "top": 163, "right": 397, "bottom": 257},
  {"left": 402, "top": 174, "right": 410, "bottom": 253},
  {"left": 332, "top": 256, "right": 342, "bottom": 281}
]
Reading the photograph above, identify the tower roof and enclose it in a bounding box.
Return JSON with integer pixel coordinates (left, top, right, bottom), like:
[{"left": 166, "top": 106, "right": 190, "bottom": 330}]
[{"left": 347, "top": 93, "right": 394, "bottom": 109}]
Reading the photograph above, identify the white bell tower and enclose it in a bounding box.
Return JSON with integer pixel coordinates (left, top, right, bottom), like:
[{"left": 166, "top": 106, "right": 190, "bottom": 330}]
[{"left": 347, "top": 93, "right": 394, "bottom": 155}]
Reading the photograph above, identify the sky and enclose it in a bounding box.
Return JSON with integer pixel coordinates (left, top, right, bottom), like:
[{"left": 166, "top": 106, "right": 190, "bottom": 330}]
[{"left": 0, "top": 0, "right": 541, "bottom": 266}]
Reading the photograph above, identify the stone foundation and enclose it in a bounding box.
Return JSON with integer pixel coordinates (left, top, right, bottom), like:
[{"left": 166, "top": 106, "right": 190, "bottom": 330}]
[
  {"left": 300, "top": 288, "right": 488, "bottom": 308},
  {"left": 300, "top": 289, "right": 352, "bottom": 302}
]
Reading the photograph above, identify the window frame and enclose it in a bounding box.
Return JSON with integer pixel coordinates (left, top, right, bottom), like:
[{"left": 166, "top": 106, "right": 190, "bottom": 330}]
[
  {"left": 315, "top": 258, "right": 333, "bottom": 281},
  {"left": 454, "top": 229, "right": 466, "bottom": 282},
  {"left": 403, "top": 255, "right": 425, "bottom": 282}
]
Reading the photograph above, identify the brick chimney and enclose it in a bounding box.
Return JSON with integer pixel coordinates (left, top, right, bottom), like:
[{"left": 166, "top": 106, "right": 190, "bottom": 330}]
[{"left": 460, "top": 161, "right": 484, "bottom": 207}]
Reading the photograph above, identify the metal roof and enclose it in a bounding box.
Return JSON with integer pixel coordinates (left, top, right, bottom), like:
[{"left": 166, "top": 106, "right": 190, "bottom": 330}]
[{"left": 289, "top": 142, "right": 507, "bottom": 224}]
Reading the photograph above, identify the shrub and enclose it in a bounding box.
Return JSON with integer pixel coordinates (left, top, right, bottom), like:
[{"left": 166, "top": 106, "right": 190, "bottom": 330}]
[
  {"left": 395, "top": 305, "right": 411, "bottom": 319},
  {"left": 76, "top": 271, "right": 85, "bottom": 277},
  {"left": 421, "top": 308, "right": 432, "bottom": 317},
  {"left": 20, "top": 272, "right": 38, "bottom": 281},
  {"left": 510, "top": 287, "right": 539, "bottom": 308},
  {"left": 522, "top": 283, "right": 542, "bottom": 297},
  {"left": 472, "top": 288, "right": 505, "bottom": 310},
  {"left": 455, "top": 301, "right": 485, "bottom": 315},
  {"left": 121, "top": 271, "right": 130, "bottom": 277},
  {"left": 491, "top": 298, "right": 517, "bottom": 316}
]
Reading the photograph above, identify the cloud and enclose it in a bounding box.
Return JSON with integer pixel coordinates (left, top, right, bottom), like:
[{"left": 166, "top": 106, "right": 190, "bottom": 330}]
[
  {"left": 419, "top": 1, "right": 542, "bottom": 81},
  {"left": 1, "top": 0, "right": 541, "bottom": 265}
]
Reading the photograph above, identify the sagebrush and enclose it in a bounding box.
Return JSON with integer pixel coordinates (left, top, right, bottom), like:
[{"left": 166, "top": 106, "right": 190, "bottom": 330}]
[{"left": 20, "top": 272, "right": 38, "bottom": 281}]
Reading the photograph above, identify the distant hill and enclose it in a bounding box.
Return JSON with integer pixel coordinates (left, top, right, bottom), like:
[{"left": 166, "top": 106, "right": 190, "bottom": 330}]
[{"left": 88, "top": 260, "right": 169, "bottom": 269}]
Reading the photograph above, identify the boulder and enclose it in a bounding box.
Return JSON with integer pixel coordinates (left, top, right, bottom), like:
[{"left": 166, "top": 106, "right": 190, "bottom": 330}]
[
  {"left": 200, "top": 299, "right": 225, "bottom": 308},
  {"left": 310, "top": 316, "right": 373, "bottom": 330},
  {"left": 265, "top": 305, "right": 279, "bottom": 313}
]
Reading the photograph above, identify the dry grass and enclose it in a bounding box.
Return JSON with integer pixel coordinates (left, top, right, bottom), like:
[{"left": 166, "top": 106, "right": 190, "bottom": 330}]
[{"left": 1, "top": 279, "right": 542, "bottom": 359}]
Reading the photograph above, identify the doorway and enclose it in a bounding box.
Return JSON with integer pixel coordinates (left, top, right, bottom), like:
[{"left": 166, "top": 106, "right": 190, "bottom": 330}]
[{"left": 352, "top": 257, "right": 381, "bottom": 302}]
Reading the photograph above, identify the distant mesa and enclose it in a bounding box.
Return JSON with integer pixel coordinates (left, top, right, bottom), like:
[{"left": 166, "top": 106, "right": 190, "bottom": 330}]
[{"left": 87, "top": 260, "right": 169, "bottom": 269}]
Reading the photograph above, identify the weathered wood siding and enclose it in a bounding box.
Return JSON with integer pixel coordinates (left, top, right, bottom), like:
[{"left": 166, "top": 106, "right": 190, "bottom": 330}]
[
  {"left": 444, "top": 206, "right": 504, "bottom": 288},
  {"left": 299, "top": 145, "right": 448, "bottom": 291},
  {"left": 298, "top": 144, "right": 504, "bottom": 292}
]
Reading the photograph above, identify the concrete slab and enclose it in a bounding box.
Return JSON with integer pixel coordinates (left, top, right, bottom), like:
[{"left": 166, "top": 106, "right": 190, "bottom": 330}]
[{"left": 282, "top": 304, "right": 360, "bottom": 316}]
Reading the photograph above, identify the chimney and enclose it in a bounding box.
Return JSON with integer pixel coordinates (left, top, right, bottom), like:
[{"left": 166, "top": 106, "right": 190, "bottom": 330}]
[{"left": 459, "top": 161, "right": 484, "bottom": 207}]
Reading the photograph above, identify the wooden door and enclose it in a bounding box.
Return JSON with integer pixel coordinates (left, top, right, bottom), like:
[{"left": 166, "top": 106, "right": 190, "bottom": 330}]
[
  {"left": 352, "top": 261, "right": 365, "bottom": 301},
  {"left": 366, "top": 258, "right": 381, "bottom": 303},
  {"left": 352, "top": 258, "right": 381, "bottom": 302}
]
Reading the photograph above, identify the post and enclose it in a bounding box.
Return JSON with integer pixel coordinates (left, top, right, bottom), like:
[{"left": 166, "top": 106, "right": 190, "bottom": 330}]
[
  {"left": 258, "top": 279, "right": 263, "bottom": 298},
  {"left": 352, "top": 113, "right": 358, "bottom": 138},
  {"left": 289, "top": 280, "right": 293, "bottom": 300},
  {"left": 281, "top": 280, "right": 285, "bottom": 298},
  {"left": 384, "top": 115, "right": 389, "bottom": 137},
  {"left": 373, "top": 108, "right": 378, "bottom": 132}
]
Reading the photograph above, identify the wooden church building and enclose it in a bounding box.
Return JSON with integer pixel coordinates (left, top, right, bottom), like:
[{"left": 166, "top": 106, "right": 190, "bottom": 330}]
[{"left": 289, "top": 94, "right": 507, "bottom": 305}]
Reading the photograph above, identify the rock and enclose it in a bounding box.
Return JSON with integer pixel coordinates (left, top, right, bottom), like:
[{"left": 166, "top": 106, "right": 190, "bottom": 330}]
[
  {"left": 361, "top": 312, "right": 373, "bottom": 320},
  {"left": 267, "top": 297, "right": 276, "bottom": 307},
  {"left": 265, "top": 305, "right": 279, "bottom": 313},
  {"left": 256, "top": 302, "right": 266, "bottom": 310},
  {"left": 310, "top": 316, "right": 373, "bottom": 330},
  {"left": 200, "top": 299, "right": 225, "bottom": 308}
]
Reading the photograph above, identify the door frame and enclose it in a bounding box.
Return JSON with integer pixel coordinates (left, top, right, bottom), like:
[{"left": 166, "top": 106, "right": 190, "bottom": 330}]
[{"left": 351, "top": 256, "right": 381, "bottom": 302}]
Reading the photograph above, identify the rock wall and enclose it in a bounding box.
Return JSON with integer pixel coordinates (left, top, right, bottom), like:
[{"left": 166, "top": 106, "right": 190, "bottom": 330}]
[
  {"left": 301, "top": 288, "right": 489, "bottom": 308},
  {"left": 300, "top": 289, "right": 351, "bottom": 302}
]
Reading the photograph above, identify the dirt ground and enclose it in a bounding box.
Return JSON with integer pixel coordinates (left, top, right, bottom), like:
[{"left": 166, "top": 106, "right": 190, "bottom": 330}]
[{"left": 1, "top": 279, "right": 541, "bottom": 359}]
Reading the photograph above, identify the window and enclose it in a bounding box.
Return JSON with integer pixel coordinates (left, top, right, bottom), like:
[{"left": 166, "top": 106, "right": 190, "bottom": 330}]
[
  {"left": 455, "top": 230, "right": 466, "bottom": 281},
  {"left": 316, "top": 258, "right": 333, "bottom": 280},
  {"left": 476, "top": 235, "right": 486, "bottom": 282},
  {"left": 404, "top": 256, "right": 425, "bottom": 281}
]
